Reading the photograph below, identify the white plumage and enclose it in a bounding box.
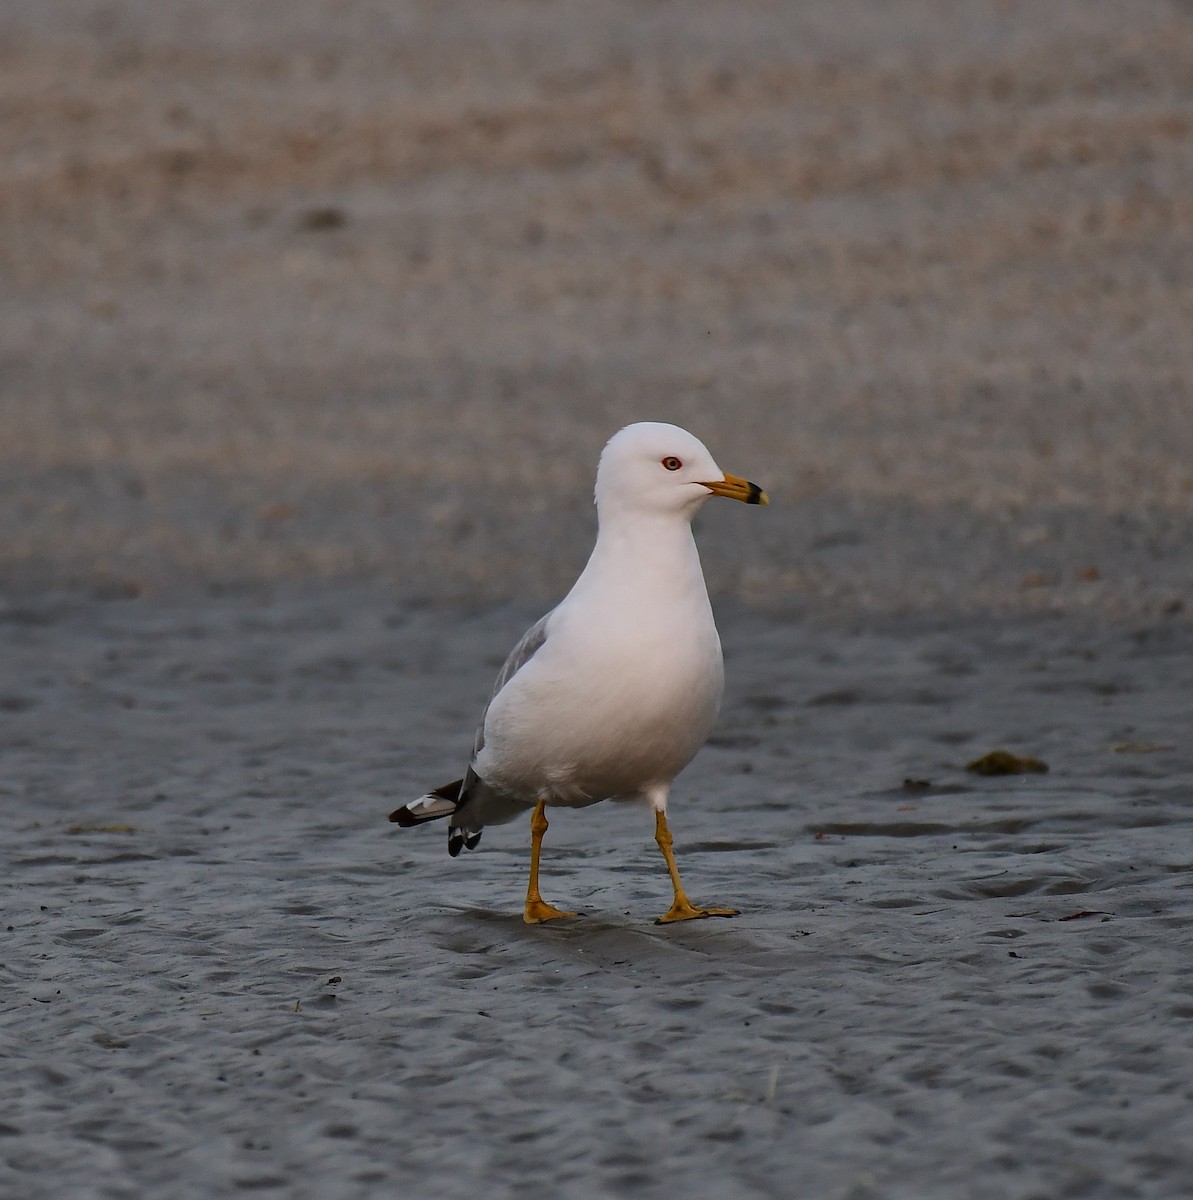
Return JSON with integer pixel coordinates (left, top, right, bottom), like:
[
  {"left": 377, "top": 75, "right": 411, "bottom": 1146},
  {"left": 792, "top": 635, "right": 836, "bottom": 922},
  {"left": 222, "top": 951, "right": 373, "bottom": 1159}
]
[{"left": 391, "top": 421, "right": 767, "bottom": 923}]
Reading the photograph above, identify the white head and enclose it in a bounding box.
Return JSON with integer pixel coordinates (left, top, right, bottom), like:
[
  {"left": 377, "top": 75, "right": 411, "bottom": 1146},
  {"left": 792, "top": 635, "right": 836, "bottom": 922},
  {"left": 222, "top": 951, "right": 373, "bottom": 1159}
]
[{"left": 593, "top": 422, "right": 767, "bottom": 523}]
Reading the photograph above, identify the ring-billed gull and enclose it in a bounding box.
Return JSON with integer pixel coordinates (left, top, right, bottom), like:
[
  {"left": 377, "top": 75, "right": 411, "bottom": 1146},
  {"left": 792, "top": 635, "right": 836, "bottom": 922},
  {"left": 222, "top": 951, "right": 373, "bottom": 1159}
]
[{"left": 390, "top": 421, "right": 768, "bottom": 924}]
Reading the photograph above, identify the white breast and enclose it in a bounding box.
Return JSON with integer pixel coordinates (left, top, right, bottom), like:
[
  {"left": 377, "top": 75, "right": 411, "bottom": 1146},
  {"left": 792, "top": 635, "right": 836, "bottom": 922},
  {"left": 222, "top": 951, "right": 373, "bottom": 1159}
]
[{"left": 477, "top": 572, "right": 724, "bottom": 804}]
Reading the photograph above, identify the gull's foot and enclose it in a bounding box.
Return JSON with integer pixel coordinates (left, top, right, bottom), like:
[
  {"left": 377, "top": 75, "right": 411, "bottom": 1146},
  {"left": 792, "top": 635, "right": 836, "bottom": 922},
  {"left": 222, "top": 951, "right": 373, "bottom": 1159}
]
[
  {"left": 523, "top": 899, "right": 578, "bottom": 925},
  {"left": 655, "top": 901, "right": 740, "bottom": 925}
]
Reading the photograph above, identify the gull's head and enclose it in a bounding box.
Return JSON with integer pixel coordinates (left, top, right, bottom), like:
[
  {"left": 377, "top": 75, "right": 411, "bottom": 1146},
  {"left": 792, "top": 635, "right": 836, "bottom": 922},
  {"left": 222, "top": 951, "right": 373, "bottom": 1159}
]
[{"left": 594, "top": 422, "right": 768, "bottom": 522}]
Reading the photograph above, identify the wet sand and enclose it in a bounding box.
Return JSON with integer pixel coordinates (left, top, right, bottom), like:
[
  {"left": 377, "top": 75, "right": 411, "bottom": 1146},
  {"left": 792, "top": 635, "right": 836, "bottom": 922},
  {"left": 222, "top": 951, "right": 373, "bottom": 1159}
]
[
  {"left": 3, "top": 591, "right": 1193, "bottom": 1198},
  {"left": 3, "top": 2, "right": 1193, "bottom": 1197}
]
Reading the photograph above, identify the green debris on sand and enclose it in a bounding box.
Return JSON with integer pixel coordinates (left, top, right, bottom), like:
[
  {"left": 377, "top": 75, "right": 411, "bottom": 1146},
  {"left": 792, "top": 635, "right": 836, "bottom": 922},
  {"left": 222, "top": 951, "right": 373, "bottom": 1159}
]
[{"left": 965, "top": 750, "right": 1049, "bottom": 776}]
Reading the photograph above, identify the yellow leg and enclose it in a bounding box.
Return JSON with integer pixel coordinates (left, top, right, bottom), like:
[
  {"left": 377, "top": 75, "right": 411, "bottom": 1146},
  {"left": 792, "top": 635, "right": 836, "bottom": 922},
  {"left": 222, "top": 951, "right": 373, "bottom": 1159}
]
[
  {"left": 523, "top": 800, "right": 577, "bottom": 924},
  {"left": 654, "top": 808, "right": 739, "bottom": 924}
]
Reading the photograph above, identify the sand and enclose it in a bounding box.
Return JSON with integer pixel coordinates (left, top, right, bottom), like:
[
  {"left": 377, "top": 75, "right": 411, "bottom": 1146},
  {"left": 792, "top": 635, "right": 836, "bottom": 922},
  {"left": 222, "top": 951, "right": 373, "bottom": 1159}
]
[
  {"left": 3, "top": 1, "right": 1193, "bottom": 1197},
  {"left": 3, "top": 593, "right": 1193, "bottom": 1199},
  {"left": 3, "top": 0, "right": 1193, "bottom": 615}
]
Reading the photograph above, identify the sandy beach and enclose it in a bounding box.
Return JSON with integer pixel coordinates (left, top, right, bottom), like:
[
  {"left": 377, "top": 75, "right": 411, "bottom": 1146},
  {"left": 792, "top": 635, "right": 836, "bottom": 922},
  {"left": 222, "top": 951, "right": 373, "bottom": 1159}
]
[
  {"left": 3, "top": 2, "right": 1193, "bottom": 1197},
  {"left": 4, "top": 593, "right": 1193, "bottom": 1198}
]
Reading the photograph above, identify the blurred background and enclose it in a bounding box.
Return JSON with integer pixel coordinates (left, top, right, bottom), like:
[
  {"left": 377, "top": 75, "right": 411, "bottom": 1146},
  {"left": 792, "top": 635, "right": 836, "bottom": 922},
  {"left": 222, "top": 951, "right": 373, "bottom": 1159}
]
[{"left": 2, "top": 0, "right": 1191, "bottom": 615}]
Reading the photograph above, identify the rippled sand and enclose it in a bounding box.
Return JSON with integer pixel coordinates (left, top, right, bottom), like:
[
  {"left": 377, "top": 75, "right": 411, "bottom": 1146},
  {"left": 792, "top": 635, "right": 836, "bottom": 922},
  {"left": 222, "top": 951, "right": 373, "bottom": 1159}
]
[
  {"left": 3, "top": 1, "right": 1193, "bottom": 1196},
  {"left": 3, "top": 590, "right": 1192, "bottom": 1197}
]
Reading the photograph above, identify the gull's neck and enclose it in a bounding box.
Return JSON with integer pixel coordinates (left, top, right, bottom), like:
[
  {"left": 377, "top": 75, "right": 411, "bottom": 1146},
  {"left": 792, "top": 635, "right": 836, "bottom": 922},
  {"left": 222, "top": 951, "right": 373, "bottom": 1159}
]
[{"left": 569, "top": 506, "right": 710, "bottom": 609}]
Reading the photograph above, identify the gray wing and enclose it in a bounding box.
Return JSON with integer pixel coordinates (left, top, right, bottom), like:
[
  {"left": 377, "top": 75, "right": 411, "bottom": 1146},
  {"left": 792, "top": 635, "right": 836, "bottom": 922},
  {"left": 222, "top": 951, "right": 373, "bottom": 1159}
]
[
  {"left": 472, "top": 610, "right": 552, "bottom": 756},
  {"left": 444, "top": 611, "right": 553, "bottom": 854}
]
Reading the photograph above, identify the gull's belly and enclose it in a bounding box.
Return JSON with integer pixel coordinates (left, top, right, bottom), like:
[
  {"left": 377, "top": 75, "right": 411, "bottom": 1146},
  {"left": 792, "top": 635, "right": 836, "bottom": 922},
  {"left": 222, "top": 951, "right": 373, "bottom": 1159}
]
[
  {"left": 479, "top": 626, "right": 723, "bottom": 803},
  {"left": 554, "top": 674, "right": 720, "bottom": 800}
]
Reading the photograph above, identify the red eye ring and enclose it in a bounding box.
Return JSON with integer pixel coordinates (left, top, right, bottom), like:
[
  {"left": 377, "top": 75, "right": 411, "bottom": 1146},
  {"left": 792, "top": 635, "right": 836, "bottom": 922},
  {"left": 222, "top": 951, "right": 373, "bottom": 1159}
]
[{"left": 662, "top": 456, "right": 683, "bottom": 471}]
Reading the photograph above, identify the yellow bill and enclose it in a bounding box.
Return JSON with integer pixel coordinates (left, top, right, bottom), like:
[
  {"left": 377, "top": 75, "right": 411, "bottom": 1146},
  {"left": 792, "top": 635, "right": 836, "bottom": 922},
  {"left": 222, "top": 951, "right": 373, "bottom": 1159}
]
[{"left": 701, "top": 472, "right": 769, "bottom": 505}]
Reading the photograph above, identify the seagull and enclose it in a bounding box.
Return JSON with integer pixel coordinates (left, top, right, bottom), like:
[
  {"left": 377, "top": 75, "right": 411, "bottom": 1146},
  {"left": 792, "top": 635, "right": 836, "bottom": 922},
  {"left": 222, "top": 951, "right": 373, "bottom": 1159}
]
[{"left": 390, "top": 421, "right": 768, "bottom": 924}]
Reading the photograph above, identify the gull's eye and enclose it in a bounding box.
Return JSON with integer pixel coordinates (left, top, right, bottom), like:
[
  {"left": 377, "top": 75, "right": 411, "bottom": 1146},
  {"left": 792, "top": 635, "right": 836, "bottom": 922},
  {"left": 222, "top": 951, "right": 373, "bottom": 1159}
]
[{"left": 662, "top": 456, "right": 683, "bottom": 471}]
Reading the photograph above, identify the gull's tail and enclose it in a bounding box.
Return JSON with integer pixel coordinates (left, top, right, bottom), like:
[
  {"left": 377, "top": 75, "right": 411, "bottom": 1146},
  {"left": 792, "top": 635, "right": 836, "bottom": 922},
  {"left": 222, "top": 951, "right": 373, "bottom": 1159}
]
[
  {"left": 391, "top": 771, "right": 527, "bottom": 856},
  {"left": 389, "top": 777, "right": 484, "bottom": 856}
]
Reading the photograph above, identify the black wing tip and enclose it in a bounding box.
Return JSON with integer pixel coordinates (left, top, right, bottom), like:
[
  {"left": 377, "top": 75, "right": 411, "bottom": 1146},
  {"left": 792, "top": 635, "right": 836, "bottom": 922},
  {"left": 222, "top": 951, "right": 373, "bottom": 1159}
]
[{"left": 389, "top": 779, "right": 465, "bottom": 827}]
